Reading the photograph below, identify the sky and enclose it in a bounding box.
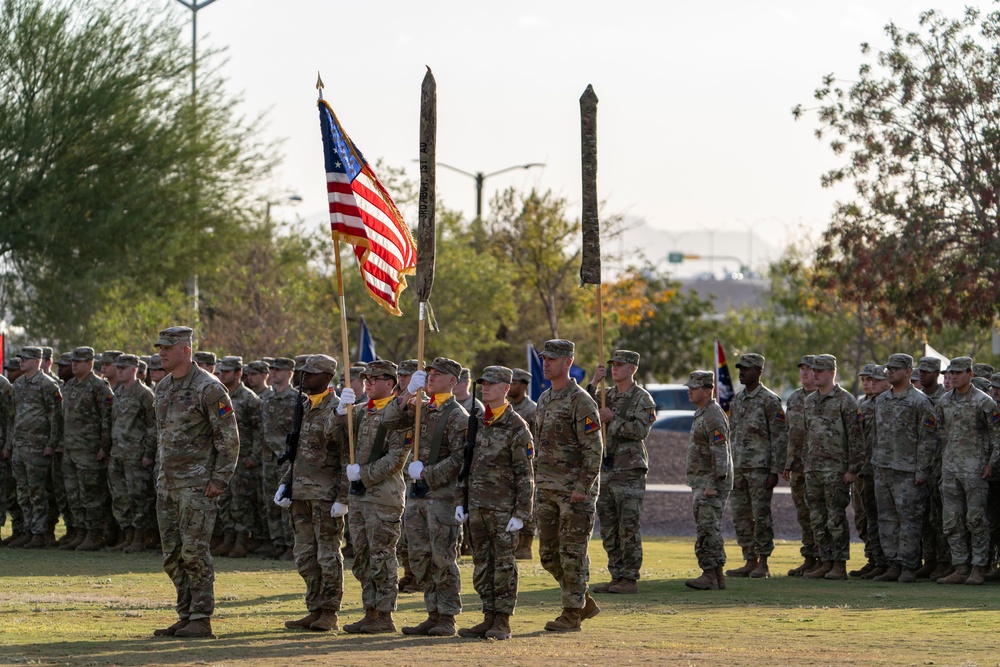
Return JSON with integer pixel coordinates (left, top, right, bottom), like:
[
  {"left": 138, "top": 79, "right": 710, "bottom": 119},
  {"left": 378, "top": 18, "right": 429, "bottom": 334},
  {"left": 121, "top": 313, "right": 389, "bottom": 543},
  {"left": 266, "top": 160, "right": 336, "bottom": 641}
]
[{"left": 172, "top": 0, "right": 979, "bottom": 278}]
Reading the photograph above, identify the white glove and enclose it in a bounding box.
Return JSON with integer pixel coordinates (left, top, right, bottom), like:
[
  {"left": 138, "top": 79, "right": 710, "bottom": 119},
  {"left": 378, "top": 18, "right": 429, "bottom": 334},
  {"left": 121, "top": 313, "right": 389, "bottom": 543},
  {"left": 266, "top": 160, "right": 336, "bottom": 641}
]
[
  {"left": 408, "top": 460, "right": 424, "bottom": 481},
  {"left": 505, "top": 517, "right": 524, "bottom": 532},
  {"left": 455, "top": 506, "right": 468, "bottom": 523},
  {"left": 346, "top": 463, "right": 361, "bottom": 481},
  {"left": 330, "top": 501, "right": 348, "bottom": 518},
  {"left": 407, "top": 370, "right": 427, "bottom": 395},
  {"left": 336, "top": 387, "right": 356, "bottom": 415},
  {"left": 273, "top": 485, "right": 291, "bottom": 508}
]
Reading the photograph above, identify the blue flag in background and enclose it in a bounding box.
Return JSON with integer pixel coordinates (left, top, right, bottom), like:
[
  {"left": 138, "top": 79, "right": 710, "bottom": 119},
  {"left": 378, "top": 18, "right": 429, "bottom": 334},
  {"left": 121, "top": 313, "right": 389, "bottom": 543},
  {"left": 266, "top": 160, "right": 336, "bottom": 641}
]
[
  {"left": 358, "top": 316, "right": 378, "bottom": 363},
  {"left": 527, "top": 343, "right": 549, "bottom": 401}
]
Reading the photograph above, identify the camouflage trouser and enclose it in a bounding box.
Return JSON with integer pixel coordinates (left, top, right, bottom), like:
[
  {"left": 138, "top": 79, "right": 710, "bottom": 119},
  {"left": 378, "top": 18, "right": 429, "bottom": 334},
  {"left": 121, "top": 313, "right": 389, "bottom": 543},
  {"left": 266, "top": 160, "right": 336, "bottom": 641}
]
[
  {"left": 261, "top": 456, "right": 293, "bottom": 548},
  {"left": 1, "top": 454, "right": 24, "bottom": 533},
  {"left": 230, "top": 463, "right": 265, "bottom": 538},
  {"left": 988, "top": 480, "right": 1000, "bottom": 566},
  {"left": 469, "top": 507, "right": 519, "bottom": 615},
  {"left": 692, "top": 487, "right": 730, "bottom": 570},
  {"left": 50, "top": 451, "right": 72, "bottom": 531},
  {"left": 12, "top": 445, "right": 51, "bottom": 535},
  {"left": 214, "top": 485, "right": 233, "bottom": 535},
  {"left": 921, "top": 466, "right": 949, "bottom": 564},
  {"left": 941, "top": 469, "right": 990, "bottom": 567},
  {"left": 158, "top": 486, "right": 218, "bottom": 620},
  {"left": 536, "top": 487, "right": 595, "bottom": 609},
  {"left": 404, "top": 498, "right": 462, "bottom": 616},
  {"left": 597, "top": 470, "right": 646, "bottom": 580},
  {"left": 874, "top": 467, "right": 928, "bottom": 570},
  {"left": 62, "top": 448, "right": 108, "bottom": 531},
  {"left": 521, "top": 457, "right": 538, "bottom": 536},
  {"left": 730, "top": 467, "right": 774, "bottom": 559},
  {"left": 109, "top": 453, "right": 155, "bottom": 530},
  {"left": 291, "top": 499, "right": 345, "bottom": 612},
  {"left": 805, "top": 470, "right": 852, "bottom": 562},
  {"left": 790, "top": 469, "right": 816, "bottom": 558},
  {"left": 348, "top": 501, "right": 401, "bottom": 612},
  {"left": 852, "top": 471, "right": 884, "bottom": 563},
  {"left": 396, "top": 519, "right": 409, "bottom": 572}
]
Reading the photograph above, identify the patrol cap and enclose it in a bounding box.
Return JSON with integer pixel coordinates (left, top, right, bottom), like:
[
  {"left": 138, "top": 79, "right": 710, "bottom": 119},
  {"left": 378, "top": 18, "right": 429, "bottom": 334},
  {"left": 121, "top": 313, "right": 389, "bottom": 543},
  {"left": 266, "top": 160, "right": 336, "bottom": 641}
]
[
  {"left": 512, "top": 368, "right": 532, "bottom": 384},
  {"left": 116, "top": 354, "right": 139, "bottom": 368},
  {"left": 459, "top": 367, "right": 472, "bottom": 382},
  {"left": 137, "top": 360, "right": 147, "bottom": 374},
  {"left": 155, "top": 326, "right": 194, "bottom": 348},
  {"left": 18, "top": 346, "right": 43, "bottom": 360},
  {"left": 885, "top": 353, "right": 914, "bottom": 370},
  {"left": 246, "top": 360, "right": 270, "bottom": 374},
  {"left": 945, "top": 356, "right": 973, "bottom": 372},
  {"left": 70, "top": 346, "right": 95, "bottom": 362},
  {"left": 362, "top": 359, "right": 397, "bottom": 380},
  {"left": 870, "top": 365, "right": 889, "bottom": 381},
  {"left": 609, "top": 350, "right": 640, "bottom": 366},
  {"left": 972, "top": 376, "right": 992, "bottom": 391},
  {"left": 427, "top": 357, "right": 462, "bottom": 379},
  {"left": 810, "top": 354, "right": 837, "bottom": 371},
  {"left": 918, "top": 357, "right": 942, "bottom": 373},
  {"left": 94, "top": 353, "right": 103, "bottom": 365},
  {"left": 540, "top": 339, "right": 575, "bottom": 359},
  {"left": 973, "top": 363, "right": 995, "bottom": 377},
  {"left": 194, "top": 351, "right": 217, "bottom": 366},
  {"left": 56, "top": 352, "right": 73, "bottom": 366},
  {"left": 990, "top": 373, "right": 1000, "bottom": 389},
  {"left": 5, "top": 356, "right": 21, "bottom": 370},
  {"left": 216, "top": 356, "right": 243, "bottom": 372},
  {"left": 147, "top": 354, "right": 163, "bottom": 371},
  {"left": 735, "top": 353, "right": 764, "bottom": 369},
  {"left": 477, "top": 366, "right": 513, "bottom": 385},
  {"left": 139, "top": 355, "right": 150, "bottom": 364},
  {"left": 262, "top": 357, "right": 275, "bottom": 365},
  {"left": 398, "top": 359, "right": 419, "bottom": 375},
  {"left": 270, "top": 357, "right": 295, "bottom": 371},
  {"left": 911, "top": 369, "right": 921, "bottom": 383},
  {"left": 300, "top": 354, "right": 338, "bottom": 376},
  {"left": 858, "top": 363, "right": 877, "bottom": 377},
  {"left": 101, "top": 350, "right": 123, "bottom": 364},
  {"left": 41, "top": 347, "right": 53, "bottom": 361},
  {"left": 683, "top": 370, "right": 715, "bottom": 388},
  {"left": 797, "top": 355, "right": 815, "bottom": 369}
]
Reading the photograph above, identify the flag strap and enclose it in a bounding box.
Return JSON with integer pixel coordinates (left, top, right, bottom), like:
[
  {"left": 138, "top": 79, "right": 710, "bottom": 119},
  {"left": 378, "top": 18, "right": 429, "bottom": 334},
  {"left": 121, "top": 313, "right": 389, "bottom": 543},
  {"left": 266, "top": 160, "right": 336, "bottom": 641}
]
[{"left": 413, "top": 301, "right": 427, "bottom": 460}]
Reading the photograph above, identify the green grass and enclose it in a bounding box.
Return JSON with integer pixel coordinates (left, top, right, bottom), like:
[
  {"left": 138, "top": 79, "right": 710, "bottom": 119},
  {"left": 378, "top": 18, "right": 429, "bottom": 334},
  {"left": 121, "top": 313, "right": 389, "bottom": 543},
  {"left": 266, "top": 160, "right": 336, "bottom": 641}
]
[{"left": 2, "top": 532, "right": 1000, "bottom": 666}]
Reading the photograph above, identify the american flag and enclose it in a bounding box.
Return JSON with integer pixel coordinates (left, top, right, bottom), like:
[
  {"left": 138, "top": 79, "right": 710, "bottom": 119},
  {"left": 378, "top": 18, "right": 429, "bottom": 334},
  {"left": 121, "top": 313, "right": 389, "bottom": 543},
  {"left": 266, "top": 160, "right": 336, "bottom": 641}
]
[
  {"left": 715, "top": 339, "right": 735, "bottom": 415},
  {"left": 319, "top": 100, "right": 416, "bottom": 315}
]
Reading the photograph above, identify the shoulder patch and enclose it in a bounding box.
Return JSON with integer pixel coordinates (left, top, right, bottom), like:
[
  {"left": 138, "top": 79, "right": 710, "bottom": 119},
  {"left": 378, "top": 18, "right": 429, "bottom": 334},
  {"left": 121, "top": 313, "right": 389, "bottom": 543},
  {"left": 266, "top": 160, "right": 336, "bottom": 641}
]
[
  {"left": 54, "top": 390, "right": 62, "bottom": 403},
  {"left": 712, "top": 429, "right": 725, "bottom": 443},
  {"left": 649, "top": 409, "right": 656, "bottom": 424},
  {"left": 992, "top": 409, "right": 1000, "bottom": 425},
  {"left": 584, "top": 416, "right": 600, "bottom": 434},
  {"left": 404, "top": 432, "right": 413, "bottom": 447},
  {"left": 856, "top": 409, "right": 864, "bottom": 423},
  {"left": 923, "top": 414, "right": 936, "bottom": 430},
  {"left": 218, "top": 402, "right": 233, "bottom": 419},
  {"left": 775, "top": 409, "right": 785, "bottom": 423},
  {"left": 104, "top": 394, "right": 113, "bottom": 406}
]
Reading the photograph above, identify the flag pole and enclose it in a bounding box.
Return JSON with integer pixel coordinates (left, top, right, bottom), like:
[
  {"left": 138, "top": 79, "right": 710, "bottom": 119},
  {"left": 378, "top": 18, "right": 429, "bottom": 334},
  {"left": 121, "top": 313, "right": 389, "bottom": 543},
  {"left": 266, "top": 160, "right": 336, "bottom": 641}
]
[{"left": 579, "top": 84, "right": 606, "bottom": 416}]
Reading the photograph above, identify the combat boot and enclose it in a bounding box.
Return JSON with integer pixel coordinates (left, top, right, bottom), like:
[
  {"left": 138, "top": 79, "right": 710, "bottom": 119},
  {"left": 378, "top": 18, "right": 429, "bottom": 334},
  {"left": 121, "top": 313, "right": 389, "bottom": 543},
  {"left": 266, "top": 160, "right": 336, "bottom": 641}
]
[
  {"left": 309, "top": 610, "right": 339, "bottom": 631},
  {"left": 862, "top": 563, "right": 888, "bottom": 580},
  {"left": 144, "top": 528, "right": 160, "bottom": 550},
  {"left": 514, "top": 533, "right": 534, "bottom": 560},
  {"left": 581, "top": 592, "right": 600, "bottom": 620},
  {"left": 402, "top": 611, "right": 440, "bottom": 636},
  {"left": 24, "top": 533, "right": 46, "bottom": 549},
  {"left": 245, "top": 535, "right": 263, "bottom": 554},
  {"left": 914, "top": 559, "right": 937, "bottom": 579},
  {"left": 397, "top": 572, "right": 414, "bottom": 592},
  {"left": 749, "top": 556, "right": 770, "bottom": 579},
  {"left": 284, "top": 611, "right": 321, "bottom": 629},
  {"left": 897, "top": 567, "right": 916, "bottom": 583},
  {"left": 45, "top": 529, "right": 57, "bottom": 547},
  {"left": 802, "top": 561, "right": 833, "bottom": 579},
  {"left": 458, "top": 611, "right": 496, "bottom": 638},
  {"left": 8, "top": 531, "right": 31, "bottom": 548},
  {"left": 929, "top": 561, "right": 953, "bottom": 581},
  {"left": 3, "top": 530, "right": 25, "bottom": 546},
  {"left": 174, "top": 617, "right": 214, "bottom": 638},
  {"left": 485, "top": 612, "right": 512, "bottom": 640},
  {"left": 359, "top": 610, "right": 396, "bottom": 634},
  {"left": 824, "top": 561, "right": 847, "bottom": 580},
  {"left": 544, "top": 607, "right": 582, "bottom": 632},
  {"left": 609, "top": 578, "right": 638, "bottom": 594},
  {"left": 110, "top": 528, "right": 134, "bottom": 552},
  {"left": 849, "top": 558, "right": 877, "bottom": 578},
  {"left": 592, "top": 579, "right": 620, "bottom": 594},
  {"left": 937, "top": 563, "right": 970, "bottom": 584},
  {"left": 966, "top": 565, "right": 987, "bottom": 586},
  {"left": 56, "top": 528, "right": 75, "bottom": 549},
  {"left": 726, "top": 557, "right": 758, "bottom": 578},
  {"left": 227, "top": 531, "right": 249, "bottom": 558},
  {"left": 104, "top": 524, "right": 120, "bottom": 548},
  {"left": 873, "top": 563, "right": 901, "bottom": 582},
  {"left": 715, "top": 566, "right": 727, "bottom": 589},
  {"left": 343, "top": 607, "right": 378, "bottom": 633},
  {"left": 76, "top": 529, "right": 105, "bottom": 552},
  {"left": 153, "top": 619, "right": 188, "bottom": 636},
  {"left": 685, "top": 569, "right": 719, "bottom": 590},
  {"left": 255, "top": 542, "right": 277, "bottom": 559},
  {"left": 788, "top": 556, "right": 818, "bottom": 577},
  {"left": 211, "top": 531, "right": 235, "bottom": 558},
  {"left": 427, "top": 614, "right": 457, "bottom": 637},
  {"left": 123, "top": 530, "right": 146, "bottom": 553},
  {"left": 279, "top": 547, "right": 294, "bottom": 562}
]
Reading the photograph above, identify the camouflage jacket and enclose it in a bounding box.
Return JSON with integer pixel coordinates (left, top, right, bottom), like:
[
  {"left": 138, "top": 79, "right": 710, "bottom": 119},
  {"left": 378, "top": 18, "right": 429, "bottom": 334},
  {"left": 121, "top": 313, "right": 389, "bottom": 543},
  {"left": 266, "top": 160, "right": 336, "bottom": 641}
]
[
  {"left": 459, "top": 403, "right": 534, "bottom": 520},
  {"left": 923, "top": 384, "right": 947, "bottom": 405},
  {"left": 857, "top": 394, "right": 877, "bottom": 474},
  {"left": 729, "top": 383, "right": 787, "bottom": 474},
  {"left": 803, "top": 384, "right": 864, "bottom": 474},
  {"left": 594, "top": 382, "right": 655, "bottom": 476},
  {"left": 872, "top": 385, "right": 937, "bottom": 479},
  {"left": 280, "top": 391, "right": 345, "bottom": 502},
  {"left": 382, "top": 394, "right": 468, "bottom": 501},
  {"left": 0, "top": 375, "right": 13, "bottom": 452},
  {"left": 783, "top": 387, "right": 814, "bottom": 472},
  {"left": 62, "top": 373, "right": 113, "bottom": 454},
  {"left": 262, "top": 386, "right": 299, "bottom": 458},
  {"left": 935, "top": 387, "right": 1000, "bottom": 475},
  {"left": 510, "top": 396, "right": 537, "bottom": 423},
  {"left": 458, "top": 394, "right": 485, "bottom": 416},
  {"left": 154, "top": 365, "right": 240, "bottom": 492},
  {"left": 533, "top": 379, "right": 604, "bottom": 498},
  {"left": 687, "top": 400, "right": 733, "bottom": 491},
  {"left": 229, "top": 385, "right": 262, "bottom": 465},
  {"left": 111, "top": 380, "right": 156, "bottom": 460},
  {"left": 335, "top": 400, "right": 410, "bottom": 508},
  {"left": 10, "top": 371, "right": 62, "bottom": 452}
]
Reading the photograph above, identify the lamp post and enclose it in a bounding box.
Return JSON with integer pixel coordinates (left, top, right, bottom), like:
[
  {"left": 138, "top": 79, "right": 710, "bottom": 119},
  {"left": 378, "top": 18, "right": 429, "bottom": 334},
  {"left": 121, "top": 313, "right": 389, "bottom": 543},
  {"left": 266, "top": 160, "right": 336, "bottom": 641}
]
[
  {"left": 436, "top": 162, "right": 545, "bottom": 220},
  {"left": 266, "top": 194, "right": 303, "bottom": 225}
]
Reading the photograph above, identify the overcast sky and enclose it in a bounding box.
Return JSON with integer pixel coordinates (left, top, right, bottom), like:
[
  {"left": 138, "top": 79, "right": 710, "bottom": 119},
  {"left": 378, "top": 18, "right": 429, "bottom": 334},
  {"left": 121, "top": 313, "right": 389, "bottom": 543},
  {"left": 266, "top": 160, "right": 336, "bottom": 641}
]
[{"left": 175, "top": 0, "right": 976, "bottom": 276}]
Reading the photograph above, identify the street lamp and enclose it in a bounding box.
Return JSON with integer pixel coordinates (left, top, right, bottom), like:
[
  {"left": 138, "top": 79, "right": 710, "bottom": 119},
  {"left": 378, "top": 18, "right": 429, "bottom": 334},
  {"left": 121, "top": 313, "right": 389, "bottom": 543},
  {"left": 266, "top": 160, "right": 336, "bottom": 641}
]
[
  {"left": 174, "top": 0, "right": 221, "bottom": 96},
  {"left": 436, "top": 162, "right": 545, "bottom": 220},
  {"left": 266, "top": 194, "right": 303, "bottom": 225}
]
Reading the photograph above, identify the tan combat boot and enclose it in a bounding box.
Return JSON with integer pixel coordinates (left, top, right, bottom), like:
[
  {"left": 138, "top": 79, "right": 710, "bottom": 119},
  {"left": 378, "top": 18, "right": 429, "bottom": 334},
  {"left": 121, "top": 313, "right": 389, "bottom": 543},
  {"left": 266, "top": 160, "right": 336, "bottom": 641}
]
[
  {"left": 211, "top": 531, "right": 235, "bottom": 557},
  {"left": 716, "top": 566, "right": 727, "bottom": 589},
  {"left": 8, "top": 532, "right": 31, "bottom": 548},
  {"left": 458, "top": 611, "right": 496, "bottom": 638},
  {"left": 861, "top": 563, "right": 888, "bottom": 580},
  {"left": 937, "top": 563, "right": 970, "bottom": 584},
  {"left": 427, "top": 614, "right": 457, "bottom": 637},
  {"left": 608, "top": 579, "right": 638, "bottom": 594},
  {"left": 56, "top": 528, "right": 76, "bottom": 548},
  {"left": 929, "top": 561, "right": 953, "bottom": 581},
  {"left": 485, "top": 612, "right": 512, "bottom": 640},
  {"left": 592, "top": 579, "right": 619, "bottom": 594},
  {"left": 359, "top": 610, "right": 396, "bottom": 634},
  {"left": 65, "top": 529, "right": 87, "bottom": 550},
  {"left": 343, "top": 607, "right": 378, "bottom": 633},
  {"left": 913, "top": 559, "right": 937, "bottom": 579},
  {"left": 749, "top": 556, "right": 770, "bottom": 579},
  {"left": 45, "top": 529, "right": 58, "bottom": 547},
  {"left": 849, "top": 558, "right": 876, "bottom": 577},
  {"left": 514, "top": 532, "right": 534, "bottom": 560},
  {"left": 544, "top": 607, "right": 582, "bottom": 632},
  {"left": 726, "top": 557, "right": 758, "bottom": 578},
  {"left": 110, "top": 528, "right": 134, "bottom": 552},
  {"left": 873, "top": 563, "right": 901, "bottom": 582},
  {"left": 897, "top": 567, "right": 917, "bottom": 583},
  {"left": 227, "top": 531, "right": 249, "bottom": 558},
  {"left": 123, "top": 529, "right": 146, "bottom": 553},
  {"left": 24, "top": 533, "right": 47, "bottom": 549},
  {"left": 966, "top": 565, "right": 987, "bottom": 586},
  {"left": 824, "top": 560, "right": 847, "bottom": 580},
  {"left": 802, "top": 561, "right": 833, "bottom": 579},
  {"left": 401, "top": 611, "right": 440, "bottom": 636},
  {"left": 153, "top": 618, "right": 188, "bottom": 637},
  {"left": 174, "top": 617, "right": 214, "bottom": 638},
  {"left": 788, "top": 556, "right": 818, "bottom": 577},
  {"left": 581, "top": 592, "right": 600, "bottom": 620},
  {"left": 685, "top": 569, "right": 719, "bottom": 590},
  {"left": 309, "top": 610, "right": 339, "bottom": 631},
  {"left": 284, "top": 611, "right": 321, "bottom": 629},
  {"left": 76, "top": 530, "right": 105, "bottom": 552}
]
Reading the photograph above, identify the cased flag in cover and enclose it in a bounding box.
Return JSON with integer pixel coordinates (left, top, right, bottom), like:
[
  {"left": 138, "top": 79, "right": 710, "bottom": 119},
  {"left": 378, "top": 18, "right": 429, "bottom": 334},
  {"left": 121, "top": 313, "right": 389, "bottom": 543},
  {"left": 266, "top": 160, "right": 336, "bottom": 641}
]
[
  {"left": 319, "top": 100, "right": 416, "bottom": 315},
  {"left": 715, "top": 339, "right": 735, "bottom": 415}
]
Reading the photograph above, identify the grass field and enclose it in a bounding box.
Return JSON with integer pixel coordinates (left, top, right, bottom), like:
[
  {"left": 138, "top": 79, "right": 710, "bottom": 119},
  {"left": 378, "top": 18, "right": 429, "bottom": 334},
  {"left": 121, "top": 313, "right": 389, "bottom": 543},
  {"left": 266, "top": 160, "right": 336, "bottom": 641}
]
[{"left": 2, "top": 533, "right": 1000, "bottom": 667}]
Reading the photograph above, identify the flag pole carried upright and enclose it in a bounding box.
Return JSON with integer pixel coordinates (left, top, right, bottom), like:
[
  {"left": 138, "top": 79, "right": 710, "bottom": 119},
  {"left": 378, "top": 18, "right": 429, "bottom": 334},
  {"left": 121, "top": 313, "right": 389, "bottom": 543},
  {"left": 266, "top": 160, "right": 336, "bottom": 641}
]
[{"left": 579, "top": 84, "right": 605, "bottom": 414}]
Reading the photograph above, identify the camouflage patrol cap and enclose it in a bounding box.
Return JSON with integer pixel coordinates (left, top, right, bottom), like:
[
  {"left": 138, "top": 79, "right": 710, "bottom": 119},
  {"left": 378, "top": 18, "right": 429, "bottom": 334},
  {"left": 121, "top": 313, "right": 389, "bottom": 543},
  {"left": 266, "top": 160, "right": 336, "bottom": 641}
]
[
  {"left": 292, "top": 355, "right": 308, "bottom": 371},
  {"left": 683, "top": 370, "right": 715, "bottom": 388},
  {"left": 797, "top": 355, "right": 815, "bottom": 369},
  {"left": 300, "top": 354, "right": 338, "bottom": 376},
  {"left": 56, "top": 352, "right": 73, "bottom": 366},
  {"left": 138, "top": 360, "right": 147, "bottom": 374},
  {"left": 155, "top": 326, "right": 194, "bottom": 348},
  {"left": 18, "top": 346, "right": 43, "bottom": 360},
  {"left": 246, "top": 360, "right": 270, "bottom": 374},
  {"left": 973, "top": 363, "right": 996, "bottom": 377},
  {"left": 41, "top": 347, "right": 53, "bottom": 361},
  {"left": 262, "top": 357, "right": 275, "bottom": 365},
  {"left": 609, "top": 350, "right": 640, "bottom": 366},
  {"left": 512, "top": 368, "right": 532, "bottom": 384},
  {"left": 735, "top": 353, "right": 764, "bottom": 369},
  {"left": 194, "top": 351, "right": 217, "bottom": 366},
  {"left": 858, "top": 363, "right": 877, "bottom": 377},
  {"left": 94, "top": 353, "right": 103, "bottom": 365},
  {"left": 973, "top": 376, "right": 992, "bottom": 391},
  {"left": 5, "top": 356, "right": 20, "bottom": 369},
  {"left": 885, "top": 353, "right": 914, "bottom": 370},
  {"left": 990, "top": 373, "right": 1000, "bottom": 389},
  {"left": 459, "top": 367, "right": 472, "bottom": 382},
  {"left": 918, "top": 357, "right": 942, "bottom": 373},
  {"left": 477, "top": 366, "right": 513, "bottom": 385},
  {"left": 270, "top": 357, "right": 295, "bottom": 371},
  {"left": 870, "top": 365, "right": 889, "bottom": 381},
  {"left": 362, "top": 359, "right": 398, "bottom": 379},
  {"left": 216, "top": 356, "right": 243, "bottom": 372},
  {"left": 810, "top": 354, "right": 837, "bottom": 371},
  {"left": 70, "top": 346, "right": 95, "bottom": 362},
  {"left": 540, "top": 339, "right": 575, "bottom": 359},
  {"left": 101, "top": 350, "right": 123, "bottom": 365},
  {"left": 398, "top": 359, "right": 419, "bottom": 375},
  {"left": 427, "top": 357, "right": 462, "bottom": 379},
  {"left": 147, "top": 354, "right": 163, "bottom": 371},
  {"left": 911, "top": 369, "right": 920, "bottom": 383},
  {"left": 115, "top": 354, "right": 139, "bottom": 368},
  {"left": 946, "top": 356, "right": 973, "bottom": 372}
]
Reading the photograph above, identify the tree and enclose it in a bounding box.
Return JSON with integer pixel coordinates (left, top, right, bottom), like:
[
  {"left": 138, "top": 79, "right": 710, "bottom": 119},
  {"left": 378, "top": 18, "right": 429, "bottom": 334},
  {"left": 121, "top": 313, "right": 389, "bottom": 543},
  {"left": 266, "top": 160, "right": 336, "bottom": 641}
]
[{"left": 795, "top": 7, "right": 1000, "bottom": 332}]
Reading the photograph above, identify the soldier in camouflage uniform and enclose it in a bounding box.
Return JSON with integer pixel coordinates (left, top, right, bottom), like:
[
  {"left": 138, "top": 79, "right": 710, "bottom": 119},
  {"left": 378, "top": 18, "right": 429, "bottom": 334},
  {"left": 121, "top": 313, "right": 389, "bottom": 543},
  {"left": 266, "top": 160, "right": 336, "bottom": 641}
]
[
  {"left": 261, "top": 357, "right": 297, "bottom": 560},
  {"left": 454, "top": 366, "right": 534, "bottom": 641},
  {"left": 800, "top": 354, "right": 864, "bottom": 581},
  {"left": 683, "top": 370, "right": 733, "bottom": 590},
  {"left": 152, "top": 326, "right": 240, "bottom": 639},
  {"left": 384, "top": 357, "right": 468, "bottom": 637},
  {"left": 1, "top": 357, "right": 26, "bottom": 545},
  {"left": 101, "top": 350, "right": 123, "bottom": 392},
  {"left": 934, "top": 357, "right": 1000, "bottom": 585},
  {"left": 871, "top": 354, "right": 937, "bottom": 583},
  {"left": 917, "top": 356, "right": 950, "bottom": 579},
  {"left": 335, "top": 359, "right": 410, "bottom": 634},
  {"left": 849, "top": 364, "right": 887, "bottom": 578},
  {"left": 508, "top": 368, "right": 537, "bottom": 561},
  {"left": 148, "top": 354, "right": 167, "bottom": 387},
  {"left": 194, "top": 351, "right": 217, "bottom": 375},
  {"left": 394, "top": 358, "right": 421, "bottom": 593},
  {"left": 726, "top": 353, "right": 787, "bottom": 579},
  {"left": 61, "top": 346, "right": 114, "bottom": 551},
  {"left": 243, "top": 360, "right": 271, "bottom": 398},
  {"left": 0, "top": 369, "right": 14, "bottom": 545},
  {"left": 588, "top": 350, "right": 655, "bottom": 594},
  {"left": 455, "top": 367, "right": 485, "bottom": 416},
  {"left": 782, "top": 355, "right": 817, "bottom": 575},
  {"left": 48, "top": 352, "right": 73, "bottom": 546},
  {"left": 274, "top": 354, "right": 347, "bottom": 632},
  {"left": 533, "top": 339, "right": 603, "bottom": 632}
]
